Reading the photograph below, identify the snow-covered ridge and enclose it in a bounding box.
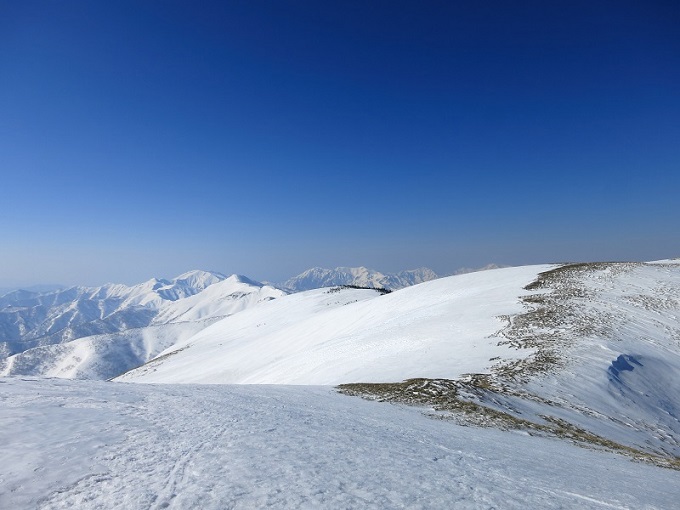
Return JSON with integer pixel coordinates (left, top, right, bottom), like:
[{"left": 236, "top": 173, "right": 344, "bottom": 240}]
[
  {"left": 119, "top": 265, "right": 553, "bottom": 384},
  {"left": 278, "top": 265, "right": 439, "bottom": 292},
  {"left": 2, "top": 261, "right": 680, "bottom": 507}
]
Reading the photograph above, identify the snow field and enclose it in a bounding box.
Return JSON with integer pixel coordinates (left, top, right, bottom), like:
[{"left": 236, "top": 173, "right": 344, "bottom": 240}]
[{"left": 1, "top": 377, "right": 678, "bottom": 509}]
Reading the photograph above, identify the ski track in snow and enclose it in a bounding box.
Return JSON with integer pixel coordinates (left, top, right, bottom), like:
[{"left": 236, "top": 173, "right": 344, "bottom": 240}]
[{"left": 1, "top": 378, "right": 678, "bottom": 509}]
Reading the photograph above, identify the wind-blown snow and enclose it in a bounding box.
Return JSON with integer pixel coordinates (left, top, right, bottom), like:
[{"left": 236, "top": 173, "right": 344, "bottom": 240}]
[
  {"left": 119, "top": 265, "right": 553, "bottom": 384},
  {"left": 1, "top": 377, "right": 677, "bottom": 510},
  {"left": 513, "top": 262, "right": 680, "bottom": 457}
]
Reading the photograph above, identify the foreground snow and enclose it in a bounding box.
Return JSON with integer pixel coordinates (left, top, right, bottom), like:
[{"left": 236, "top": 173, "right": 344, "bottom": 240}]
[{"left": 2, "top": 377, "right": 678, "bottom": 509}]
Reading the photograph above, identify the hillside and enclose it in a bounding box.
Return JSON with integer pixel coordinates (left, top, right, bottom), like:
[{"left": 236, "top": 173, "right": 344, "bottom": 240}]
[
  {"left": 119, "top": 265, "right": 549, "bottom": 384},
  {"left": 2, "top": 261, "right": 680, "bottom": 508},
  {"left": 121, "top": 261, "right": 680, "bottom": 465}
]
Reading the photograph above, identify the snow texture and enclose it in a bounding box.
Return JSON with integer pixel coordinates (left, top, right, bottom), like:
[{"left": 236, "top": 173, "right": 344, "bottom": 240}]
[{"left": 1, "top": 377, "right": 678, "bottom": 510}]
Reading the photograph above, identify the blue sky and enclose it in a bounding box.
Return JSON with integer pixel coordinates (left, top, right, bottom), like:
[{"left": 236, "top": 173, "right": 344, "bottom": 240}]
[{"left": 1, "top": 1, "right": 679, "bottom": 286}]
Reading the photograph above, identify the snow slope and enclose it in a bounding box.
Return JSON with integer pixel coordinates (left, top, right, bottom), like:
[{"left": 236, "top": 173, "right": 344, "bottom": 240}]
[
  {"left": 3, "top": 262, "right": 679, "bottom": 508},
  {"left": 494, "top": 261, "right": 680, "bottom": 458},
  {"left": 2, "top": 377, "right": 678, "bottom": 510},
  {"left": 119, "top": 265, "right": 552, "bottom": 384},
  {"left": 278, "top": 265, "right": 438, "bottom": 292}
]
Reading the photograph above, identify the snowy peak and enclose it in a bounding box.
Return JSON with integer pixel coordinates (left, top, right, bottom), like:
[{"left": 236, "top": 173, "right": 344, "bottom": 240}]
[
  {"left": 280, "top": 266, "right": 439, "bottom": 292},
  {"left": 393, "top": 267, "right": 439, "bottom": 286},
  {"left": 152, "top": 275, "right": 285, "bottom": 324},
  {"left": 170, "top": 270, "right": 227, "bottom": 292}
]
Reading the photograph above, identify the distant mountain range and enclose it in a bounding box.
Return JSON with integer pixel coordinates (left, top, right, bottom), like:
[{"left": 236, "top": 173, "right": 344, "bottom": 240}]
[
  {"left": 276, "top": 266, "right": 439, "bottom": 292},
  {"left": 274, "top": 264, "right": 511, "bottom": 292},
  {"left": 452, "top": 263, "right": 508, "bottom": 275},
  {"left": 0, "top": 270, "right": 284, "bottom": 379}
]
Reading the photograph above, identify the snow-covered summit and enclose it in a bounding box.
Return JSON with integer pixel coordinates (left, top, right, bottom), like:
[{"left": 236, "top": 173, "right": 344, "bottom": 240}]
[
  {"left": 157, "top": 269, "right": 228, "bottom": 300},
  {"left": 153, "top": 274, "right": 284, "bottom": 324}
]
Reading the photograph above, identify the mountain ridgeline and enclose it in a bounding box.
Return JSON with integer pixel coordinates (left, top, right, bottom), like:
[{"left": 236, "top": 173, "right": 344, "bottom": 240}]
[{"left": 277, "top": 266, "right": 439, "bottom": 292}]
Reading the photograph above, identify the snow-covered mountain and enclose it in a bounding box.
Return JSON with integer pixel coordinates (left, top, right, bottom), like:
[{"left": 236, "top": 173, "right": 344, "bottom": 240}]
[
  {"left": 0, "top": 269, "right": 223, "bottom": 355},
  {"left": 2, "top": 260, "right": 680, "bottom": 508},
  {"left": 0, "top": 271, "right": 285, "bottom": 379},
  {"left": 120, "top": 261, "right": 680, "bottom": 463},
  {"left": 278, "top": 266, "right": 438, "bottom": 292}
]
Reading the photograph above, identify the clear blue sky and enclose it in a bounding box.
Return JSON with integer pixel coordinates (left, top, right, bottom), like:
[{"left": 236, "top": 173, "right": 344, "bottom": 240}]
[{"left": 1, "top": 1, "right": 678, "bottom": 286}]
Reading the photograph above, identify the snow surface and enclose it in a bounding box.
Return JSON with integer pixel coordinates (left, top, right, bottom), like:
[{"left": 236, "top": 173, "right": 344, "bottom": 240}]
[
  {"left": 119, "top": 265, "right": 553, "bottom": 384},
  {"left": 2, "top": 377, "right": 678, "bottom": 510},
  {"left": 517, "top": 262, "right": 680, "bottom": 457}
]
